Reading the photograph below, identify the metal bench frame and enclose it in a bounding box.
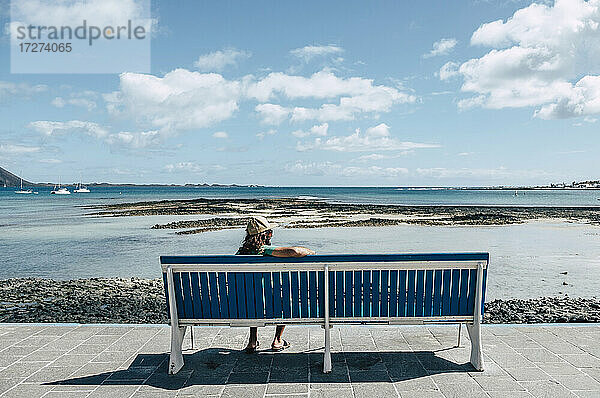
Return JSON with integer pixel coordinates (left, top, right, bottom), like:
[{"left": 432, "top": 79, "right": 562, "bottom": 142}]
[{"left": 161, "top": 253, "right": 488, "bottom": 374}]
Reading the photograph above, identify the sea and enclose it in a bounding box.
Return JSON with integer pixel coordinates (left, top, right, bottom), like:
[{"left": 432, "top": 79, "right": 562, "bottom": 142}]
[{"left": 1, "top": 186, "right": 599, "bottom": 300}]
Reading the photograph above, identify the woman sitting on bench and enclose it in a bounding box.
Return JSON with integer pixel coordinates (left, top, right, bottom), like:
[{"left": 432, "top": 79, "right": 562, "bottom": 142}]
[{"left": 236, "top": 216, "right": 315, "bottom": 353}]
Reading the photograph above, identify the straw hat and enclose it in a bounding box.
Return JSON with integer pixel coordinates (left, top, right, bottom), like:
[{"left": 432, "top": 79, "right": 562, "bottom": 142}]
[{"left": 246, "top": 216, "right": 276, "bottom": 236}]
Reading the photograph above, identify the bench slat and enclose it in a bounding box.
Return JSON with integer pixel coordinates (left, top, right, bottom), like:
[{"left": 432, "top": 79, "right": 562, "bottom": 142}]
[
  {"left": 162, "top": 273, "right": 170, "bottom": 318},
  {"left": 300, "top": 271, "right": 309, "bottom": 318},
  {"left": 371, "top": 271, "right": 380, "bottom": 317},
  {"left": 353, "top": 271, "right": 362, "bottom": 317},
  {"left": 309, "top": 271, "right": 318, "bottom": 318},
  {"left": 190, "top": 272, "right": 202, "bottom": 319},
  {"left": 398, "top": 271, "right": 407, "bottom": 317},
  {"left": 416, "top": 270, "right": 425, "bottom": 317},
  {"left": 245, "top": 273, "right": 256, "bottom": 318},
  {"left": 236, "top": 273, "right": 247, "bottom": 318},
  {"left": 172, "top": 272, "right": 185, "bottom": 319},
  {"left": 362, "top": 271, "right": 370, "bottom": 317},
  {"left": 218, "top": 272, "right": 229, "bottom": 318},
  {"left": 335, "top": 271, "right": 344, "bottom": 317},
  {"left": 254, "top": 273, "right": 264, "bottom": 319},
  {"left": 228, "top": 273, "right": 238, "bottom": 318},
  {"left": 459, "top": 269, "right": 470, "bottom": 316},
  {"left": 389, "top": 270, "right": 398, "bottom": 317},
  {"left": 433, "top": 270, "right": 442, "bottom": 316},
  {"left": 406, "top": 270, "right": 416, "bottom": 317},
  {"left": 318, "top": 271, "right": 325, "bottom": 318},
  {"left": 441, "top": 270, "right": 451, "bottom": 316},
  {"left": 290, "top": 272, "right": 299, "bottom": 318},
  {"left": 199, "top": 273, "right": 211, "bottom": 318},
  {"left": 343, "top": 271, "right": 351, "bottom": 317},
  {"left": 481, "top": 268, "right": 488, "bottom": 316},
  {"left": 450, "top": 270, "right": 460, "bottom": 315},
  {"left": 328, "top": 271, "right": 335, "bottom": 316},
  {"left": 424, "top": 270, "right": 434, "bottom": 317},
  {"left": 209, "top": 272, "right": 220, "bottom": 318},
  {"left": 380, "top": 270, "right": 389, "bottom": 317},
  {"left": 264, "top": 272, "right": 273, "bottom": 318},
  {"left": 467, "top": 269, "right": 476, "bottom": 315},
  {"left": 181, "top": 272, "right": 194, "bottom": 319},
  {"left": 272, "top": 272, "right": 282, "bottom": 318}
]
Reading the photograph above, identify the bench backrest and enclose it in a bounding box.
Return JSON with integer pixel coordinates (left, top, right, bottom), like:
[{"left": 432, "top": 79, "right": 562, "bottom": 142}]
[{"left": 160, "top": 253, "right": 488, "bottom": 324}]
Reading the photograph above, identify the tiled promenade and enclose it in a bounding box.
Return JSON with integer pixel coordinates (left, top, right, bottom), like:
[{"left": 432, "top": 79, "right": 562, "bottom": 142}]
[{"left": 0, "top": 324, "right": 599, "bottom": 397}]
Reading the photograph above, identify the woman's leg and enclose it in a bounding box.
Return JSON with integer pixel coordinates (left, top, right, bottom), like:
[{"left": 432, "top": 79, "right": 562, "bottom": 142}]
[
  {"left": 245, "top": 327, "right": 258, "bottom": 352},
  {"left": 272, "top": 325, "right": 286, "bottom": 348}
]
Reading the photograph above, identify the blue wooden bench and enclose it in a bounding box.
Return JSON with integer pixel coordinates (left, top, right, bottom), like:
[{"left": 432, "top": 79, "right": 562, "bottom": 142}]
[{"left": 160, "top": 252, "right": 489, "bottom": 374}]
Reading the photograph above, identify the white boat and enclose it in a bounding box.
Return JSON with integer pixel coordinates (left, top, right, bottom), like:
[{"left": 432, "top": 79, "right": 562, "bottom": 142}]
[
  {"left": 15, "top": 177, "right": 33, "bottom": 194},
  {"left": 74, "top": 182, "right": 90, "bottom": 193},
  {"left": 51, "top": 179, "right": 71, "bottom": 195}
]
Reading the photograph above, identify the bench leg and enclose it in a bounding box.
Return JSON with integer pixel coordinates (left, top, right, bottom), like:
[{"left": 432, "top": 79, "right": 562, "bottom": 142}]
[
  {"left": 169, "top": 325, "right": 187, "bottom": 374},
  {"left": 466, "top": 322, "right": 483, "bottom": 371},
  {"left": 323, "top": 325, "right": 332, "bottom": 373}
]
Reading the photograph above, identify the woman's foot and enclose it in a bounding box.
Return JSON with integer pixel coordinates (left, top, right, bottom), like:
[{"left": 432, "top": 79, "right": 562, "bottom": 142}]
[
  {"left": 271, "top": 339, "right": 290, "bottom": 352},
  {"left": 244, "top": 340, "right": 259, "bottom": 354}
]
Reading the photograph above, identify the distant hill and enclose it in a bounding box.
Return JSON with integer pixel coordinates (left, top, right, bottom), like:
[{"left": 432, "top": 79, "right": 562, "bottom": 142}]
[{"left": 0, "top": 167, "right": 34, "bottom": 187}]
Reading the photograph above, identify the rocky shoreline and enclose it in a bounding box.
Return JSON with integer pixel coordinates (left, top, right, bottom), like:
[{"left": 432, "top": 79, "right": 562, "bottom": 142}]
[
  {"left": 84, "top": 198, "right": 600, "bottom": 235},
  {"left": 1, "top": 278, "right": 598, "bottom": 324}
]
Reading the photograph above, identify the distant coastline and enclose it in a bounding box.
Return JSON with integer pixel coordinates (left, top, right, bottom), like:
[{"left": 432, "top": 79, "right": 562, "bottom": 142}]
[{"left": 1, "top": 166, "right": 599, "bottom": 189}]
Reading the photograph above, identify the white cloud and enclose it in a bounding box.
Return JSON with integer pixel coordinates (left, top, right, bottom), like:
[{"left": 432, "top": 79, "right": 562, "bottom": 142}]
[
  {"left": 193, "top": 48, "right": 251, "bottom": 72},
  {"left": 438, "top": 62, "right": 460, "bottom": 80},
  {"left": 415, "top": 167, "right": 551, "bottom": 179},
  {"left": 28, "top": 120, "right": 109, "bottom": 138},
  {"left": 448, "top": 0, "right": 600, "bottom": 118},
  {"left": 105, "top": 69, "right": 242, "bottom": 132},
  {"left": 165, "top": 162, "right": 225, "bottom": 174},
  {"left": 0, "top": 81, "right": 47, "bottom": 100},
  {"left": 423, "top": 38, "right": 458, "bottom": 58},
  {"left": 255, "top": 104, "right": 290, "bottom": 125},
  {"left": 296, "top": 123, "right": 440, "bottom": 152},
  {"left": 0, "top": 143, "right": 40, "bottom": 154},
  {"left": 39, "top": 158, "right": 62, "bottom": 164},
  {"left": 105, "top": 130, "right": 162, "bottom": 148},
  {"left": 256, "top": 129, "right": 276, "bottom": 140},
  {"left": 291, "top": 123, "right": 328, "bottom": 138},
  {"left": 290, "top": 45, "right": 344, "bottom": 62},
  {"left": 356, "top": 153, "right": 389, "bottom": 162},
  {"left": 249, "top": 70, "right": 416, "bottom": 123},
  {"left": 285, "top": 161, "right": 407, "bottom": 178},
  {"left": 52, "top": 91, "right": 98, "bottom": 111},
  {"left": 212, "top": 131, "right": 229, "bottom": 139},
  {"left": 28, "top": 120, "right": 165, "bottom": 149}
]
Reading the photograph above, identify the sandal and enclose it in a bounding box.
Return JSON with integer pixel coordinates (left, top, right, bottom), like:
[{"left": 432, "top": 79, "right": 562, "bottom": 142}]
[
  {"left": 271, "top": 339, "right": 290, "bottom": 352},
  {"left": 244, "top": 340, "right": 259, "bottom": 354}
]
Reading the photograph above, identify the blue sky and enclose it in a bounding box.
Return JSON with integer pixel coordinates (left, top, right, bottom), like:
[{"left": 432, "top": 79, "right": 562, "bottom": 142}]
[{"left": 0, "top": 0, "right": 599, "bottom": 186}]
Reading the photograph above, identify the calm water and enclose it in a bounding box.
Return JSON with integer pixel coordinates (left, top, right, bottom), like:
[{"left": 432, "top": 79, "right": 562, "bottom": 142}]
[{"left": 1, "top": 186, "right": 599, "bottom": 299}]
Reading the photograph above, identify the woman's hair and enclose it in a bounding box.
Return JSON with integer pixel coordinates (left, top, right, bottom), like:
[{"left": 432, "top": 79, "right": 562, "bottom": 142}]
[{"left": 236, "top": 230, "right": 272, "bottom": 255}]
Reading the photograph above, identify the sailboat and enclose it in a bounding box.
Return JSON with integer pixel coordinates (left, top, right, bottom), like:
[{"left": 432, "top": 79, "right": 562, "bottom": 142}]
[
  {"left": 15, "top": 176, "right": 33, "bottom": 194},
  {"left": 74, "top": 179, "right": 90, "bottom": 193},
  {"left": 50, "top": 178, "right": 71, "bottom": 195}
]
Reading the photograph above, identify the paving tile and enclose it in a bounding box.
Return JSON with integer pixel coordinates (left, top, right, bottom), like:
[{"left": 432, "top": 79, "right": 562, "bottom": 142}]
[
  {"left": 519, "top": 380, "right": 578, "bottom": 398},
  {"left": 552, "top": 374, "right": 600, "bottom": 391},
  {"left": 308, "top": 387, "right": 354, "bottom": 397},
  {"left": 504, "top": 367, "right": 552, "bottom": 381},
  {"left": 265, "top": 382, "right": 309, "bottom": 394},
  {"left": 352, "top": 381, "right": 397, "bottom": 398},
  {"left": 473, "top": 375, "right": 526, "bottom": 391},
  {"left": 398, "top": 391, "right": 445, "bottom": 398},
  {"left": 221, "top": 384, "right": 266, "bottom": 398},
  {"left": 436, "top": 382, "right": 488, "bottom": 398},
  {"left": 0, "top": 384, "right": 54, "bottom": 398}
]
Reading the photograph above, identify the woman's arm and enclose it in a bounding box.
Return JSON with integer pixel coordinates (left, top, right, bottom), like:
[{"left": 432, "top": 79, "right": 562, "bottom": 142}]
[{"left": 269, "top": 246, "right": 316, "bottom": 257}]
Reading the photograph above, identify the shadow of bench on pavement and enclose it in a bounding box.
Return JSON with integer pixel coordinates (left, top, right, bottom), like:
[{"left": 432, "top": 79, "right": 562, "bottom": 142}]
[{"left": 46, "top": 348, "right": 475, "bottom": 390}]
